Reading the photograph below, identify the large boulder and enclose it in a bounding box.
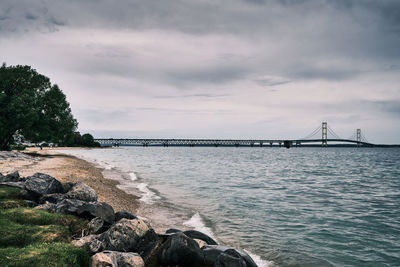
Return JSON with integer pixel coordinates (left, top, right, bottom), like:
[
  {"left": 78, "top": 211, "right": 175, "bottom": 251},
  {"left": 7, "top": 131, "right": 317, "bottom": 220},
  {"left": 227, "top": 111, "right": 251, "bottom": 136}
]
[
  {"left": 77, "top": 202, "right": 115, "bottom": 224},
  {"left": 202, "top": 245, "right": 257, "bottom": 267},
  {"left": 24, "top": 173, "right": 63, "bottom": 200},
  {"left": 91, "top": 251, "right": 144, "bottom": 267},
  {"left": 89, "top": 218, "right": 150, "bottom": 254},
  {"left": 66, "top": 182, "right": 98, "bottom": 202},
  {"left": 183, "top": 230, "right": 218, "bottom": 245},
  {"left": 115, "top": 210, "right": 136, "bottom": 222},
  {"left": 55, "top": 199, "right": 86, "bottom": 214},
  {"left": 134, "top": 229, "right": 163, "bottom": 266},
  {"left": 0, "top": 181, "right": 25, "bottom": 189},
  {"left": 158, "top": 232, "right": 203, "bottom": 267}
]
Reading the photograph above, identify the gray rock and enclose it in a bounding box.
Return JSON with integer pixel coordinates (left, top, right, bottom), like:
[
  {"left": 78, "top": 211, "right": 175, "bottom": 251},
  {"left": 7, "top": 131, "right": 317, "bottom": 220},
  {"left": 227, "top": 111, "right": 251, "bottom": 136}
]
[
  {"left": 62, "top": 182, "right": 75, "bottom": 193},
  {"left": 0, "top": 171, "right": 20, "bottom": 182},
  {"left": 183, "top": 230, "right": 218, "bottom": 245},
  {"left": 34, "top": 202, "right": 57, "bottom": 212},
  {"left": 0, "top": 181, "right": 25, "bottom": 188},
  {"left": 115, "top": 210, "right": 136, "bottom": 222},
  {"left": 72, "top": 235, "right": 98, "bottom": 250},
  {"left": 135, "top": 229, "right": 163, "bottom": 266},
  {"left": 24, "top": 173, "right": 63, "bottom": 200},
  {"left": 39, "top": 193, "right": 68, "bottom": 204},
  {"left": 55, "top": 199, "right": 86, "bottom": 214},
  {"left": 88, "top": 217, "right": 109, "bottom": 235},
  {"left": 202, "top": 245, "right": 258, "bottom": 267},
  {"left": 66, "top": 182, "right": 97, "bottom": 202},
  {"left": 165, "top": 228, "right": 182, "bottom": 234},
  {"left": 89, "top": 218, "right": 150, "bottom": 254},
  {"left": 77, "top": 202, "right": 115, "bottom": 224},
  {"left": 158, "top": 232, "right": 203, "bottom": 267},
  {"left": 91, "top": 251, "right": 144, "bottom": 267}
]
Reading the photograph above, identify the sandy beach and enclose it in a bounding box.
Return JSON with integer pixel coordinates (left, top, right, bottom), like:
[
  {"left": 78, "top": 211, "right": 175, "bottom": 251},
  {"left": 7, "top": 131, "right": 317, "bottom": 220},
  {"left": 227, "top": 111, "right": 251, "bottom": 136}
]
[{"left": 0, "top": 148, "right": 140, "bottom": 216}]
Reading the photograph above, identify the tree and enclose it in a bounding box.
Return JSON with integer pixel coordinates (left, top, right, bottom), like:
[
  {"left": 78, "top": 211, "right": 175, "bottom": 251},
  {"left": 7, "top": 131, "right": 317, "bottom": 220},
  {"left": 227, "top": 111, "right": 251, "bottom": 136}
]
[{"left": 0, "top": 64, "right": 77, "bottom": 150}]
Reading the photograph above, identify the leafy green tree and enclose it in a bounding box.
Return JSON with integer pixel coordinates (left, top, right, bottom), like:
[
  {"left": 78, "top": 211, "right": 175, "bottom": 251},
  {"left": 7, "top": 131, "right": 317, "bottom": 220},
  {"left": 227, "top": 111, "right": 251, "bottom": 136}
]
[
  {"left": 81, "top": 133, "right": 95, "bottom": 147},
  {"left": 0, "top": 64, "right": 77, "bottom": 150}
]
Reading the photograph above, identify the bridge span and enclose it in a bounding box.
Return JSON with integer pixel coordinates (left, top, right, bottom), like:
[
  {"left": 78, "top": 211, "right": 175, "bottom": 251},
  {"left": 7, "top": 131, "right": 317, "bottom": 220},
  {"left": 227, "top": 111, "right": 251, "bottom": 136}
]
[
  {"left": 94, "top": 138, "right": 374, "bottom": 148},
  {"left": 94, "top": 122, "right": 374, "bottom": 148}
]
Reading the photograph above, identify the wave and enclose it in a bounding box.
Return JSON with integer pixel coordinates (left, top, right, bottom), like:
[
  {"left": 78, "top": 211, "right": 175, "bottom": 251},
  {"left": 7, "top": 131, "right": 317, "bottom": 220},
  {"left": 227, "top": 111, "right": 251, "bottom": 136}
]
[
  {"left": 129, "top": 172, "right": 138, "bottom": 181},
  {"left": 183, "top": 212, "right": 216, "bottom": 239},
  {"left": 183, "top": 212, "right": 275, "bottom": 267},
  {"left": 137, "top": 182, "right": 161, "bottom": 204}
]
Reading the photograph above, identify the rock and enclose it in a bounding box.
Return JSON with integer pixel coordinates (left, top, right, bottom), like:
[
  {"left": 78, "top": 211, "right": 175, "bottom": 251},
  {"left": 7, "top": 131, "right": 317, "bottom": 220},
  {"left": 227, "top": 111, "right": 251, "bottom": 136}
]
[
  {"left": 62, "top": 182, "right": 75, "bottom": 193},
  {"left": 89, "top": 218, "right": 150, "bottom": 254},
  {"left": 0, "top": 181, "right": 25, "bottom": 188},
  {"left": 55, "top": 199, "right": 86, "bottom": 214},
  {"left": 66, "top": 182, "right": 98, "bottom": 202},
  {"left": 202, "top": 245, "right": 257, "bottom": 267},
  {"left": 24, "top": 173, "right": 63, "bottom": 200},
  {"left": 0, "top": 171, "right": 20, "bottom": 182},
  {"left": 158, "top": 232, "right": 203, "bottom": 267},
  {"left": 88, "top": 217, "right": 109, "bottom": 234},
  {"left": 115, "top": 210, "right": 136, "bottom": 222},
  {"left": 72, "top": 235, "right": 98, "bottom": 250},
  {"left": 23, "top": 190, "right": 38, "bottom": 202},
  {"left": 165, "top": 228, "right": 182, "bottom": 234},
  {"left": 91, "top": 251, "right": 144, "bottom": 267},
  {"left": 39, "top": 193, "right": 68, "bottom": 204},
  {"left": 77, "top": 202, "right": 115, "bottom": 224},
  {"left": 34, "top": 202, "right": 57, "bottom": 212},
  {"left": 183, "top": 230, "right": 218, "bottom": 245},
  {"left": 135, "top": 229, "right": 163, "bottom": 266},
  {"left": 194, "top": 238, "right": 207, "bottom": 248}
]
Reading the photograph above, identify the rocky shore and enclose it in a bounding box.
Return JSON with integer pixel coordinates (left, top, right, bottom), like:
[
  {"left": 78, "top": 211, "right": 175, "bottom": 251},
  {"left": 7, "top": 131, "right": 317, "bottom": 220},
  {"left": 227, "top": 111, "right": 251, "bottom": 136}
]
[{"left": 1, "top": 167, "right": 258, "bottom": 266}]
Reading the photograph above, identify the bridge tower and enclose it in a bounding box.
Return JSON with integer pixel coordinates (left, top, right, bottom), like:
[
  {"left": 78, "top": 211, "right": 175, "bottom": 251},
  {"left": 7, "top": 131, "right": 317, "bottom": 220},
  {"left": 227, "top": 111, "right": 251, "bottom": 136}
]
[
  {"left": 357, "top": 129, "right": 361, "bottom": 147},
  {"left": 322, "top": 122, "right": 328, "bottom": 146}
]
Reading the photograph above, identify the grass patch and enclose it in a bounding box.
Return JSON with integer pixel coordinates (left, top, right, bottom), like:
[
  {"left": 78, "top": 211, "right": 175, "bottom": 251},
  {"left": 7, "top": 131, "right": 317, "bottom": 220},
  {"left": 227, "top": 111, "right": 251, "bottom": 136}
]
[
  {"left": 0, "top": 185, "right": 90, "bottom": 266},
  {"left": 0, "top": 207, "right": 88, "bottom": 236},
  {"left": 0, "top": 186, "right": 23, "bottom": 200},
  {"left": 0, "top": 242, "right": 90, "bottom": 267}
]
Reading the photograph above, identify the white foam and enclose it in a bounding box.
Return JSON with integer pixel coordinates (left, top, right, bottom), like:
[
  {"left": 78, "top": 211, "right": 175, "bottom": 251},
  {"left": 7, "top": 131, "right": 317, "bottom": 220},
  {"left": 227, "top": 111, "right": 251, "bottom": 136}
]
[
  {"left": 244, "top": 249, "right": 277, "bottom": 267},
  {"left": 129, "top": 172, "right": 138, "bottom": 181},
  {"left": 137, "top": 183, "right": 160, "bottom": 203},
  {"left": 183, "top": 212, "right": 216, "bottom": 240}
]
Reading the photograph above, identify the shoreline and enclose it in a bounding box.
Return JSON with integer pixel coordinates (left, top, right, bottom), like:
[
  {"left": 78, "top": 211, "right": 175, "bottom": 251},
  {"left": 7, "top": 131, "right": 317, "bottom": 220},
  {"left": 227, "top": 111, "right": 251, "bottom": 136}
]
[{"left": 0, "top": 148, "right": 140, "bottom": 218}]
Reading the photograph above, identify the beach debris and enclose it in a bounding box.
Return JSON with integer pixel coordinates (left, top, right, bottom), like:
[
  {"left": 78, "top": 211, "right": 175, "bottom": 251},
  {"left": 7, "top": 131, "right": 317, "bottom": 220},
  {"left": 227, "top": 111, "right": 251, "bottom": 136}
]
[
  {"left": 66, "top": 181, "right": 98, "bottom": 202},
  {"left": 158, "top": 232, "right": 204, "bottom": 267},
  {"left": 91, "top": 250, "right": 144, "bottom": 267},
  {"left": 115, "top": 210, "right": 137, "bottom": 222},
  {"left": 24, "top": 173, "right": 64, "bottom": 200},
  {"left": 202, "top": 245, "right": 258, "bottom": 267},
  {"left": 89, "top": 218, "right": 150, "bottom": 254}
]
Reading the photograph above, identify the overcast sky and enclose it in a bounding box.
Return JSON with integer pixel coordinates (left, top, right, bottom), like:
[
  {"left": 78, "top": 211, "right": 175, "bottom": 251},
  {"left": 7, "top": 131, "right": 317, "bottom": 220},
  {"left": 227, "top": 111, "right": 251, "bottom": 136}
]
[{"left": 1, "top": 0, "right": 399, "bottom": 143}]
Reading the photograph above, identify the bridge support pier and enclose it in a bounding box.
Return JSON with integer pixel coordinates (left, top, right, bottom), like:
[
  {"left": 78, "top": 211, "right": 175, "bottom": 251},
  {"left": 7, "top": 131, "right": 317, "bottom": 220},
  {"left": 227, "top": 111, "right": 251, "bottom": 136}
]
[
  {"left": 235, "top": 144, "right": 239, "bottom": 147},
  {"left": 270, "top": 142, "right": 273, "bottom": 147}
]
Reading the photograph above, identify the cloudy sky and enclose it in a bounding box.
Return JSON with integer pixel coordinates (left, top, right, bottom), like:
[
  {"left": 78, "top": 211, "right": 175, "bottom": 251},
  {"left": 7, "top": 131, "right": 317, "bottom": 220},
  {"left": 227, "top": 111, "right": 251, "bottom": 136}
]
[{"left": 1, "top": 0, "right": 399, "bottom": 143}]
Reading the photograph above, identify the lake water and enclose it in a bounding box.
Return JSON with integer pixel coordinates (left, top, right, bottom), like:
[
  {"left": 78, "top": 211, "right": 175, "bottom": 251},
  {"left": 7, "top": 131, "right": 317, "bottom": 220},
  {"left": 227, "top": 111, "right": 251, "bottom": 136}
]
[{"left": 59, "top": 147, "right": 400, "bottom": 267}]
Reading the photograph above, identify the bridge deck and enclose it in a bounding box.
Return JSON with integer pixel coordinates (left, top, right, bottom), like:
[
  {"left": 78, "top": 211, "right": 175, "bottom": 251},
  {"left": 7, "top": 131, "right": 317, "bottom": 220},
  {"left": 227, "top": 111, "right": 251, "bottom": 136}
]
[{"left": 94, "top": 138, "right": 373, "bottom": 147}]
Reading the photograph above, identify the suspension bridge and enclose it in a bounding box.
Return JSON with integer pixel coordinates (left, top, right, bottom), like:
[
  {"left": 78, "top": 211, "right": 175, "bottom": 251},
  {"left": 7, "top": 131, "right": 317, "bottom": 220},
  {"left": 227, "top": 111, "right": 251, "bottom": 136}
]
[{"left": 94, "top": 122, "right": 375, "bottom": 148}]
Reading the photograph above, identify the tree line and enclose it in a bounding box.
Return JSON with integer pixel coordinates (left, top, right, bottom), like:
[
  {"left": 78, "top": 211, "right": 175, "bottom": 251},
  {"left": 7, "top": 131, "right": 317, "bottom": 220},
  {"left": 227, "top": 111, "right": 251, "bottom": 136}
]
[{"left": 0, "top": 64, "right": 99, "bottom": 150}]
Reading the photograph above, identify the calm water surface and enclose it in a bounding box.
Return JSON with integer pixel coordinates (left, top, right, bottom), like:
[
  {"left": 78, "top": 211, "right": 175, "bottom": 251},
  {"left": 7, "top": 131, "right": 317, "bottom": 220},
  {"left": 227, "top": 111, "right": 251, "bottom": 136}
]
[{"left": 61, "top": 147, "right": 400, "bottom": 267}]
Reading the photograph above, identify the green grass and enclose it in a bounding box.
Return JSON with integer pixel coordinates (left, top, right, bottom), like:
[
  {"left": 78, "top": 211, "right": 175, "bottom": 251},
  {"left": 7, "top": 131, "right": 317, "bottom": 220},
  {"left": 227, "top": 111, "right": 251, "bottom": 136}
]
[
  {"left": 0, "top": 186, "right": 90, "bottom": 266},
  {"left": 0, "top": 242, "right": 89, "bottom": 267},
  {"left": 0, "top": 186, "right": 24, "bottom": 200}
]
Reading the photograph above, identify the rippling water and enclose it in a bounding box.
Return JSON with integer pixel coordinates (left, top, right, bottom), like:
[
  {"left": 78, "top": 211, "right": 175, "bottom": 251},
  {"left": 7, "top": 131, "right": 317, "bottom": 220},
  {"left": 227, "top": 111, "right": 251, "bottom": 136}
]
[{"left": 60, "top": 147, "right": 400, "bottom": 266}]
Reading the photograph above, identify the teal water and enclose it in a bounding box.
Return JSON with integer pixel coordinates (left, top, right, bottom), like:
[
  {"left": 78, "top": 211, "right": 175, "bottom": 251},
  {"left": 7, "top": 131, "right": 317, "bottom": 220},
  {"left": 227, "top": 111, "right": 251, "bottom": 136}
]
[{"left": 61, "top": 147, "right": 400, "bottom": 266}]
